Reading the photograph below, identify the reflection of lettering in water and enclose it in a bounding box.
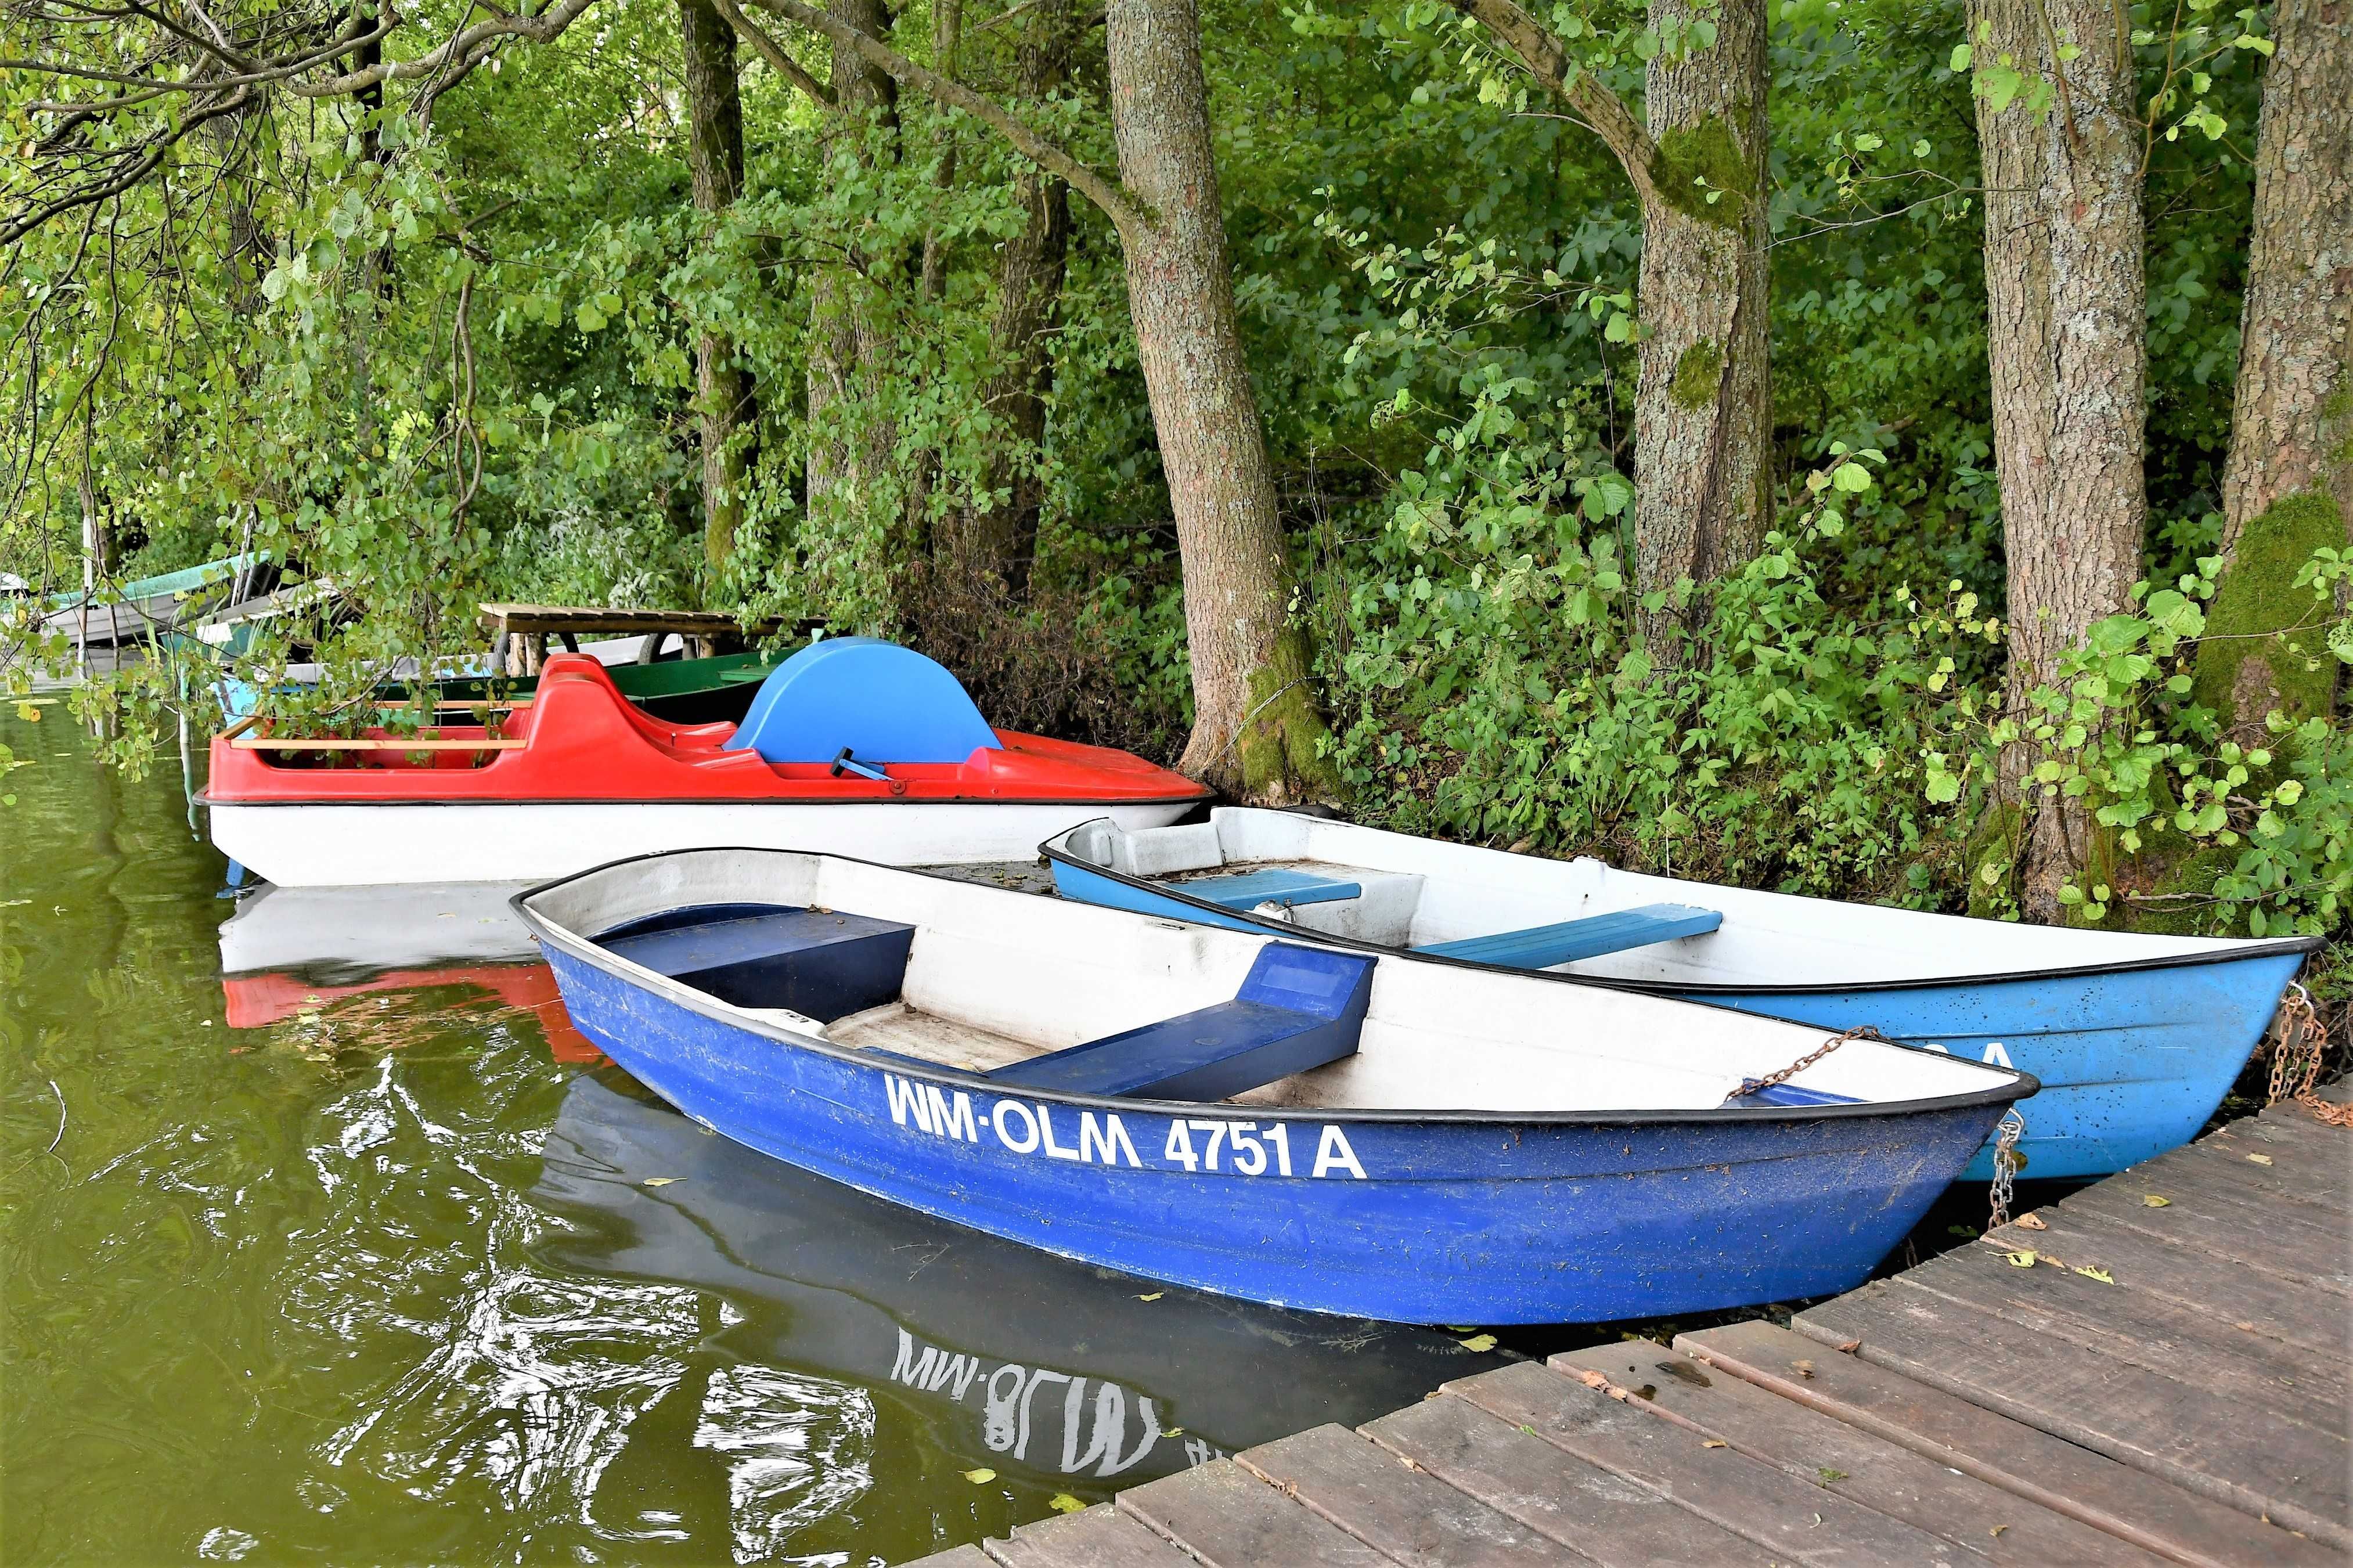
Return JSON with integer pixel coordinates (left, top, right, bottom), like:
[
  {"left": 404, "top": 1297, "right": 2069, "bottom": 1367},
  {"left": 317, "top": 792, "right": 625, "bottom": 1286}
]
[{"left": 889, "top": 1329, "right": 1220, "bottom": 1476}]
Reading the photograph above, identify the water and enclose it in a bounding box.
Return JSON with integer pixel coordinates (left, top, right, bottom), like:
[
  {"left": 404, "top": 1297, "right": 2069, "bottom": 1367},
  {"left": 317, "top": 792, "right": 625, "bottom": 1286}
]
[{"left": 1, "top": 713, "right": 1499, "bottom": 1565}]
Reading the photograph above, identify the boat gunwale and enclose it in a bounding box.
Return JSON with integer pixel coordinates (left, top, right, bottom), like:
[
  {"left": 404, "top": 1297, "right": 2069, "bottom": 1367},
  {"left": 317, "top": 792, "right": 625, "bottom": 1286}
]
[
  {"left": 199, "top": 787, "right": 1216, "bottom": 808},
  {"left": 512, "top": 846, "right": 2037, "bottom": 1131},
  {"left": 1037, "top": 833, "right": 2325, "bottom": 997}
]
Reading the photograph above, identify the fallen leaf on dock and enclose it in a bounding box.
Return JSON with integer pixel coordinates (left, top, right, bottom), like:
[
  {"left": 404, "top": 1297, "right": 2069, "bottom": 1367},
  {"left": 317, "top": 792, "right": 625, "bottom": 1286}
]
[
  {"left": 2073, "top": 1266, "right": 2113, "bottom": 1283},
  {"left": 1817, "top": 1468, "right": 1848, "bottom": 1484},
  {"left": 1047, "top": 1494, "right": 1084, "bottom": 1514},
  {"left": 1135, "top": 1292, "right": 1162, "bottom": 1302},
  {"left": 2014, "top": 1212, "right": 2048, "bottom": 1230},
  {"left": 961, "top": 1468, "right": 996, "bottom": 1485},
  {"left": 1702, "top": 1439, "right": 1728, "bottom": 1449},
  {"left": 1458, "top": 1333, "right": 1497, "bottom": 1352},
  {"left": 1835, "top": 1339, "right": 1861, "bottom": 1354},
  {"left": 2246, "top": 1154, "right": 2273, "bottom": 1166},
  {"left": 642, "top": 1177, "right": 682, "bottom": 1187},
  {"left": 1990, "top": 1525, "right": 2008, "bottom": 1538},
  {"left": 1793, "top": 1360, "right": 1815, "bottom": 1379},
  {"left": 2004, "top": 1250, "right": 2037, "bottom": 1267},
  {"left": 2142, "top": 1194, "right": 2171, "bottom": 1206}
]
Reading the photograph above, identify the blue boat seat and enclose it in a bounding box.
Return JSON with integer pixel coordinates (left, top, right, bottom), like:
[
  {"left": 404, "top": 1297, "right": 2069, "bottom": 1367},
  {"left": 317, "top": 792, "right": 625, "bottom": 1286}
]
[
  {"left": 600, "top": 905, "right": 915, "bottom": 1022},
  {"left": 1179, "top": 868, "right": 1363, "bottom": 911},
  {"left": 1411, "top": 903, "right": 1721, "bottom": 968},
  {"left": 988, "top": 943, "right": 1376, "bottom": 1102}
]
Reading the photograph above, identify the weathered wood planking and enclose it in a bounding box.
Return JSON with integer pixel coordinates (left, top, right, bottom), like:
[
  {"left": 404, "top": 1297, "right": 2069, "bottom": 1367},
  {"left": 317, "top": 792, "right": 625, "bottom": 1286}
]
[
  {"left": 1549, "top": 1342, "right": 2167, "bottom": 1563},
  {"left": 1680, "top": 1320, "right": 2344, "bottom": 1568},
  {"left": 900, "top": 1105, "right": 2350, "bottom": 1568},
  {"left": 1235, "top": 1423, "right": 1578, "bottom": 1565}
]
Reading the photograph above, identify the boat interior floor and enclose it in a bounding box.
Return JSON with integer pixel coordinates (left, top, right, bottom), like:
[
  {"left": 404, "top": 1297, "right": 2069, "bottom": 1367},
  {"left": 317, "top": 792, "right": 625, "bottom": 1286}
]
[{"left": 825, "top": 1001, "right": 1045, "bottom": 1075}]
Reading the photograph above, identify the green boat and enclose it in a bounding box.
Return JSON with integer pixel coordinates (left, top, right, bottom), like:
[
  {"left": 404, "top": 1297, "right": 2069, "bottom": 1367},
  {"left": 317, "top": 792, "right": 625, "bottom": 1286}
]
[{"left": 436, "top": 648, "right": 788, "bottom": 725}]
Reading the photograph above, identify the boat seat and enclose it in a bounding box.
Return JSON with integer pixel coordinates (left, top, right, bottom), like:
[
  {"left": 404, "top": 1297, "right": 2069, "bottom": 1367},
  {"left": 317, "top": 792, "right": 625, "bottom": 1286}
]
[
  {"left": 601, "top": 906, "right": 915, "bottom": 1022},
  {"left": 1411, "top": 903, "right": 1722, "bottom": 968},
  {"left": 1179, "top": 868, "right": 1363, "bottom": 911},
  {"left": 987, "top": 943, "right": 1376, "bottom": 1102}
]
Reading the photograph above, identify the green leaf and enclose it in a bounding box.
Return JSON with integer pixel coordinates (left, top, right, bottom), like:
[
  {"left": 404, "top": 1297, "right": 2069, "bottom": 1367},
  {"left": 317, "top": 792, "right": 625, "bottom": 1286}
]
[{"left": 1950, "top": 42, "right": 1973, "bottom": 69}]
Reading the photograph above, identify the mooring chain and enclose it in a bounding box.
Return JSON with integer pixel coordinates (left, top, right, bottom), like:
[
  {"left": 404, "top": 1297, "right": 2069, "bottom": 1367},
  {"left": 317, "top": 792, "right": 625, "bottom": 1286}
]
[
  {"left": 1736, "top": 1024, "right": 1886, "bottom": 1099},
  {"left": 1987, "top": 1109, "right": 2026, "bottom": 1230},
  {"left": 2265, "top": 984, "right": 2353, "bottom": 1129}
]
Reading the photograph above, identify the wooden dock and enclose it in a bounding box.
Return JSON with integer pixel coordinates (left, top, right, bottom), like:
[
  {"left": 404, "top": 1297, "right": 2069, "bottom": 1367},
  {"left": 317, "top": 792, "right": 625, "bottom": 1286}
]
[{"left": 906, "top": 1098, "right": 2350, "bottom": 1566}]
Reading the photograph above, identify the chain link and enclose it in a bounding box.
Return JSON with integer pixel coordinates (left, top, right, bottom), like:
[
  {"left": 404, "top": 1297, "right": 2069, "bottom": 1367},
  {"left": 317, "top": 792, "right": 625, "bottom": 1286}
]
[
  {"left": 1987, "top": 1109, "right": 2026, "bottom": 1230},
  {"left": 2264, "top": 984, "right": 2353, "bottom": 1129},
  {"left": 1736, "top": 1025, "right": 1886, "bottom": 1099}
]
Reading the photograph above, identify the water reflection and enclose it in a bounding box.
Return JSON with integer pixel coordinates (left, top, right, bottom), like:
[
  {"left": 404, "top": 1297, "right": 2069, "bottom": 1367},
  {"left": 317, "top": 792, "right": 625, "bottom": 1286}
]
[{"left": 0, "top": 789, "right": 1499, "bottom": 1565}]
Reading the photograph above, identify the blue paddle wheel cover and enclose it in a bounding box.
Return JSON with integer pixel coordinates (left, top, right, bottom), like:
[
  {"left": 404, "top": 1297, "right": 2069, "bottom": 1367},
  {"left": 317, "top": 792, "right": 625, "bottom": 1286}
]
[{"left": 723, "top": 637, "right": 1003, "bottom": 764}]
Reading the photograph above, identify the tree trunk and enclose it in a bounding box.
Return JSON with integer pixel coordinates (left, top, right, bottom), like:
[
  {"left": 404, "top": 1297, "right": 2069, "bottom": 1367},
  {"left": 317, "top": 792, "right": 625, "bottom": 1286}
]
[
  {"left": 936, "top": 0, "right": 1078, "bottom": 593},
  {"left": 2196, "top": 0, "right": 2353, "bottom": 737},
  {"left": 807, "top": 0, "right": 900, "bottom": 521},
  {"left": 680, "top": 0, "right": 755, "bottom": 568},
  {"left": 1633, "top": 0, "right": 1772, "bottom": 653},
  {"left": 1105, "top": 0, "right": 1338, "bottom": 800},
  {"left": 1971, "top": 0, "right": 2149, "bottom": 920}
]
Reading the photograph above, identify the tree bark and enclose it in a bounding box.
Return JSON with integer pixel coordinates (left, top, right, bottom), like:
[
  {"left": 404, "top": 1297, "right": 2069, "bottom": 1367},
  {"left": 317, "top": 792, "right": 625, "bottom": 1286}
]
[
  {"left": 1970, "top": 0, "right": 2149, "bottom": 920},
  {"left": 1106, "top": 0, "right": 1336, "bottom": 799},
  {"left": 679, "top": 0, "right": 756, "bottom": 568},
  {"left": 2198, "top": 0, "right": 2352, "bottom": 734},
  {"left": 1441, "top": 0, "right": 1772, "bottom": 655},
  {"left": 936, "top": 0, "right": 1078, "bottom": 594},
  {"left": 806, "top": 0, "right": 901, "bottom": 521},
  {"left": 1633, "top": 0, "right": 1772, "bottom": 653}
]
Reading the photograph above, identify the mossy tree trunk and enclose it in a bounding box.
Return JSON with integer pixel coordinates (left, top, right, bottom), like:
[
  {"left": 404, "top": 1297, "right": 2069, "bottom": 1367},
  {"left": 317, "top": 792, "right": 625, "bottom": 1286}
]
[
  {"left": 1970, "top": 0, "right": 2149, "bottom": 922},
  {"left": 1105, "top": 0, "right": 1338, "bottom": 799},
  {"left": 736, "top": 0, "right": 1343, "bottom": 802},
  {"left": 2200, "top": 0, "right": 2352, "bottom": 738},
  {"left": 934, "top": 0, "right": 1079, "bottom": 597},
  {"left": 680, "top": 0, "right": 756, "bottom": 569},
  {"left": 1632, "top": 0, "right": 1772, "bottom": 654},
  {"left": 1443, "top": 0, "right": 1773, "bottom": 658},
  {"left": 806, "top": 0, "right": 901, "bottom": 524}
]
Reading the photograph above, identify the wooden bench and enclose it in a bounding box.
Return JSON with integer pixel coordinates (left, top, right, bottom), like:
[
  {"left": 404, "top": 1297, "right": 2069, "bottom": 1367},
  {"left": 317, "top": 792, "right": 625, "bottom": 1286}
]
[
  {"left": 601, "top": 906, "right": 914, "bottom": 1021},
  {"left": 1179, "top": 868, "right": 1363, "bottom": 911},
  {"left": 988, "top": 945, "right": 1376, "bottom": 1102},
  {"left": 1411, "top": 903, "right": 1721, "bottom": 968}
]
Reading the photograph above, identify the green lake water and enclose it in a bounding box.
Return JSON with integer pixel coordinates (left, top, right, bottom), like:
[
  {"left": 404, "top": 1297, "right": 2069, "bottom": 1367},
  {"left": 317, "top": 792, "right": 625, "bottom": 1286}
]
[{"left": 1, "top": 712, "right": 1501, "bottom": 1565}]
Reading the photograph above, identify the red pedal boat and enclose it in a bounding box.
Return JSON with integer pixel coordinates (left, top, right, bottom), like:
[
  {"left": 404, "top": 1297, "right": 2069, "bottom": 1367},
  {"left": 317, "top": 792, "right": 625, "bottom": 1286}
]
[{"left": 201, "top": 638, "right": 1211, "bottom": 886}]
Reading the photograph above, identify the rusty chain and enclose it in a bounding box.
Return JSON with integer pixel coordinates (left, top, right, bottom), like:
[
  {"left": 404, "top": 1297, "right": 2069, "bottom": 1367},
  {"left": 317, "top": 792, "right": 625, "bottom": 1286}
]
[
  {"left": 1736, "top": 1024, "right": 1886, "bottom": 1098},
  {"left": 1987, "top": 1109, "right": 2026, "bottom": 1230},
  {"left": 2264, "top": 984, "right": 2353, "bottom": 1129}
]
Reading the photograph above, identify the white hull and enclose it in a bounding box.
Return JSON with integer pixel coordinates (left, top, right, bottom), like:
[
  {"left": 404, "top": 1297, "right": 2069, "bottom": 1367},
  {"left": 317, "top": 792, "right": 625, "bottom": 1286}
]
[{"left": 208, "top": 798, "right": 1203, "bottom": 888}]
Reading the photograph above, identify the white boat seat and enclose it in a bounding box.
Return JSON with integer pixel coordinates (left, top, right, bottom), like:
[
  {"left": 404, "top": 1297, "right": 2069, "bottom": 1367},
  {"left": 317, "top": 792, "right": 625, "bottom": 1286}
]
[{"left": 1412, "top": 904, "right": 1722, "bottom": 968}]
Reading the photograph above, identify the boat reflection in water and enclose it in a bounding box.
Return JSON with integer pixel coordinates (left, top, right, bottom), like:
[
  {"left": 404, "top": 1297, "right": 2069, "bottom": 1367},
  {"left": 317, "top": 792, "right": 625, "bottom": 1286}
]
[
  {"left": 214, "top": 879, "right": 1500, "bottom": 1555},
  {"left": 218, "top": 881, "right": 606, "bottom": 1062},
  {"left": 536, "top": 1070, "right": 1508, "bottom": 1505}
]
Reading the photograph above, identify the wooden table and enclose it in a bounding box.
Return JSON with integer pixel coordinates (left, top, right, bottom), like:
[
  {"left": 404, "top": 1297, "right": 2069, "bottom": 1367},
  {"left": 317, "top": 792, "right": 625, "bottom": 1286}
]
[{"left": 477, "top": 603, "right": 823, "bottom": 675}]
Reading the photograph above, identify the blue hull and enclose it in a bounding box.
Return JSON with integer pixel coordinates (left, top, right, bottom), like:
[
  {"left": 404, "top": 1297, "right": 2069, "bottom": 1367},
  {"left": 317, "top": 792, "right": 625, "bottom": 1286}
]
[
  {"left": 1048, "top": 861, "right": 2296, "bottom": 1182},
  {"left": 542, "top": 944, "right": 2011, "bottom": 1325}
]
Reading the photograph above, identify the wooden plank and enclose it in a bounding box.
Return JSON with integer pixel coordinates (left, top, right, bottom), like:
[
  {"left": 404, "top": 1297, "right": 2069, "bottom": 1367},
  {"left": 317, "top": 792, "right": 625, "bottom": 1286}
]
[
  {"left": 1682, "top": 1320, "right": 2345, "bottom": 1568},
  {"left": 1550, "top": 1343, "right": 2163, "bottom": 1565},
  {"left": 2063, "top": 1172, "right": 2352, "bottom": 1289},
  {"left": 2132, "top": 1129, "right": 2349, "bottom": 1212},
  {"left": 1796, "top": 1280, "right": 2350, "bottom": 1547},
  {"left": 1890, "top": 1249, "right": 2350, "bottom": 1425},
  {"left": 1116, "top": 1458, "right": 1393, "bottom": 1566},
  {"left": 982, "top": 1503, "right": 1201, "bottom": 1567},
  {"left": 1447, "top": 1361, "right": 1971, "bottom": 1565},
  {"left": 1987, "top": 1206, "right": 2345, "bottom": 1354},
  {"left": 899, "top": 1547, "right": 994, "bottom": 1568},
  {"left": 1236, "top": 1423, "right": 1578, "bottom": 1566},
  {"left": 1362, "top": 1393, "right": 1771, "bottom": 1566}
]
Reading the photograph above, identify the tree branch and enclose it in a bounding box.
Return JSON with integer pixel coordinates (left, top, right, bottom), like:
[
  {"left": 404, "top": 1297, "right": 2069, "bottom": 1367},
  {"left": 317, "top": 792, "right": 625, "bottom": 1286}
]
[
  {"left": 705, "top": 0, "right": 837, "bottom": 110},
  {"left": 736, "top": 0, "right": 1148, "bottom": 237},
  {"left": 1443, "top": 0, "right": 1660, "bottom": 202},
  {"left": 290, "top": 0, "right": 603, "bottom": 96}
]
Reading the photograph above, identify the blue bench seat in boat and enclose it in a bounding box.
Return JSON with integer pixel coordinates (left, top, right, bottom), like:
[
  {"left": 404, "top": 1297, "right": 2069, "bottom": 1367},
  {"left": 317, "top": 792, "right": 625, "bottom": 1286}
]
[
  {"left": 1411, "top": 903, "right": 1721, "bottom": 969},
  {"left": 601, "top": 906, "right": 915, "bottom": 1021},
  {"left": 988, "top": 943, "right": 1375, "bottom": 1102},
  {"left": 1177, "top": 868, "right": 1363, "bottom": 911}
]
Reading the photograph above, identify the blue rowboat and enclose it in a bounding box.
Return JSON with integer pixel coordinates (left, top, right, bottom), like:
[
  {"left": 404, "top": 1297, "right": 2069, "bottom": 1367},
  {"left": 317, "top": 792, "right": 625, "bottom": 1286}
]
[
  {"left": 517, "top": 848, "right": 2033, "bottom": 1325},
  {"left": 1042, "top": 810, "right": 2320, "bottom": 1182}
]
